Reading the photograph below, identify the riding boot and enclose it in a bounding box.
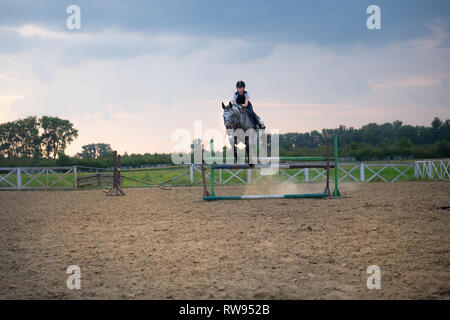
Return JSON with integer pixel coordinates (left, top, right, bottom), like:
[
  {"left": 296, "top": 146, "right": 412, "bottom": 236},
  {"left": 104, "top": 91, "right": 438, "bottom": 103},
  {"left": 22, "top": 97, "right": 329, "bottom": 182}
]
[
  {"left": 257, "top": 116, "right": 266, "bottom": 129},
  {"left": 249, "top": 103, "right": 265, "bottom": 129}
]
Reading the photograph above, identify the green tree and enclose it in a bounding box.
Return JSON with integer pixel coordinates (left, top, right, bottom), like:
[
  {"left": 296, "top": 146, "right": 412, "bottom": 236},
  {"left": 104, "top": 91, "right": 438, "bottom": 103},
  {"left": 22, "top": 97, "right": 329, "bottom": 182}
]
[
  {"left": 0, "top": 117, "right": 41, "bottom": 158},
  {"left": 431, "top": 117, "right": 443, "bottom": 141},
  {"left": 15, "top": 116, "right": 42, "bottom": 158},
  {"left": 380, "top": 137, "right": 390, "bottom": 149},
  {"left": 40, "top": 116, "right": 78, "bottom": 159},
  {"left": 56, "top": 152, "right": 71, "bottom": 166},
  {"left": 0, "top": 121, "right": 15, "bottom": 158},
  {"left": 350, "top": 141, "right": 360, "bottom": 150},
  {"left": 78, "top": 143, "right": 113, "bottom": 159},
  {"left": 397, "top": 137, "right": 413, "bottom": 149},
  {"left": 436, "top": 141, "right": 450, "bottom": 157}
]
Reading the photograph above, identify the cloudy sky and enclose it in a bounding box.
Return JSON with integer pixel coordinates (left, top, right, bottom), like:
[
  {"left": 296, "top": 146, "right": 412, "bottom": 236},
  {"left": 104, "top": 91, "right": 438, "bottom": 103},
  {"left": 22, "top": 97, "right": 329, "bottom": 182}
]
[{"left": 0, "top": 0, "right": 449, "bottom": 155}]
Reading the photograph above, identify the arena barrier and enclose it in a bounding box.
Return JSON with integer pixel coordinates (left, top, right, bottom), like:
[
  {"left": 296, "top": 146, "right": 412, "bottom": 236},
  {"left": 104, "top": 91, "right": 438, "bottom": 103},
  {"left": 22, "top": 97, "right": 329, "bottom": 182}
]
[{"left": 202, "top": 134, "right": 341, "bottom": 200}]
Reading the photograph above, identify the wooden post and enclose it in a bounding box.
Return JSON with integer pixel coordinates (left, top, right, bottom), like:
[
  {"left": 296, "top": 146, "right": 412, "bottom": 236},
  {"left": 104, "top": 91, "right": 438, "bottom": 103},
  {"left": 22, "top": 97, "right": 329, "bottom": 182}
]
[{"left": 106, "top": 151, "right": 125, "bottom": 196}]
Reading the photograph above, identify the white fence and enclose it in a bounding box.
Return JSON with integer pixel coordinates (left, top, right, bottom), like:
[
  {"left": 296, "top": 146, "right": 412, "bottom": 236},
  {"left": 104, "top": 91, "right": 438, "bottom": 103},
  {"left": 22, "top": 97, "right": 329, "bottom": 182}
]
[
  {"left": 1, "top": 160, "right": 449, "bottom": 190},
  {"left": 415, "top": 159, "right": 450, "bottom": 181},
  {"left": 0, "top": 166, "right": 76, "bottom": 190},
  {"left": 189, "top": 160, "right": 450, "bottom": 184}
]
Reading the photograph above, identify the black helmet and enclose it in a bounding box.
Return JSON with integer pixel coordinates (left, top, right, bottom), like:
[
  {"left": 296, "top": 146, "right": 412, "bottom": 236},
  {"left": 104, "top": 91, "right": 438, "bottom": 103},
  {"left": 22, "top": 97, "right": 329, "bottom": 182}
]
[{"left": 236, "top": 80, "right": 245, "bottom": 88}]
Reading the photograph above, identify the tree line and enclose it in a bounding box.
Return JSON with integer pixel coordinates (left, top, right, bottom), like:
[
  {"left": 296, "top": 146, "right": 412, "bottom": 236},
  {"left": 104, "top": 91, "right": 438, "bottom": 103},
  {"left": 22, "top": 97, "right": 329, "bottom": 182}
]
[
  {"left": 0, "top": 116, "right": 78, "bottom": 160},
  {"left": 0, "top": 115, "right": 449, "bottom": 167},
  {"left": 280, "top": 118, "right": 449, "bottom": 149},
  {"left": 0, "top": 116, "right": 172, "bottom": 167},
  {"left": 278, "top": 117, "right": 450, "bottom": 160}
]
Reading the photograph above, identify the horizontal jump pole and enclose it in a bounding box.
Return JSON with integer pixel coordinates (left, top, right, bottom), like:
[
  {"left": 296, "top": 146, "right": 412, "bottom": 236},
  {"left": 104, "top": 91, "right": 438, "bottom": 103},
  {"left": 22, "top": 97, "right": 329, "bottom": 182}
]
[
  {"left": 203, "top": 156, "right": 332, "bottom": 162},
  {"left": 257, "top": 156, "right": 329, "bottom": 161},
  {"left": 212, "top": 164, "right": 335, "bottom": 170},
  {"left": 203, "top": 192, "right": 329, "bottom": 201}
]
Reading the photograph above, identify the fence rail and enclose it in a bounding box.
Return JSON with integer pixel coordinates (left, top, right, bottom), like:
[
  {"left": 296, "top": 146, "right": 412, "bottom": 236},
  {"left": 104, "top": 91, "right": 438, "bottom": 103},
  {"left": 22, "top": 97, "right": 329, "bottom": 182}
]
[{"left": 0, "top": 159, "right": 449, "bottom": 190}]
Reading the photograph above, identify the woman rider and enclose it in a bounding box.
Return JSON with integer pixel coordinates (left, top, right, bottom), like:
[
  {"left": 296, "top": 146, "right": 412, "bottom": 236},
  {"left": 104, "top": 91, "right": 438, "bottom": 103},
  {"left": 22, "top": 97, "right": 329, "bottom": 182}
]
[{"left": 230, "top": 80, "right": 265, "bottom": 129}]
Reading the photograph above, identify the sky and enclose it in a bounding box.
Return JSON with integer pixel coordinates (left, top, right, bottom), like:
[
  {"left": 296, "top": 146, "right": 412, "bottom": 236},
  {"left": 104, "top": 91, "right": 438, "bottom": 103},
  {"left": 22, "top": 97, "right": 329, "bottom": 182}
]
[{"left": 0, "top": 0, "right": 449, "bottom": 155}]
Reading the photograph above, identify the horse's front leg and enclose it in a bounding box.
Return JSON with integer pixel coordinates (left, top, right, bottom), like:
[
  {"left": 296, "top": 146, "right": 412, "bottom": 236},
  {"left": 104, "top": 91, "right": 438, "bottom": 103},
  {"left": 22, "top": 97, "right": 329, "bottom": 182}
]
[
  {"left": 234, "top": 136, "right": 238, "bottom": 164},
  {"left": 245, "top": 136, "right": 249, "bottom": 164}
]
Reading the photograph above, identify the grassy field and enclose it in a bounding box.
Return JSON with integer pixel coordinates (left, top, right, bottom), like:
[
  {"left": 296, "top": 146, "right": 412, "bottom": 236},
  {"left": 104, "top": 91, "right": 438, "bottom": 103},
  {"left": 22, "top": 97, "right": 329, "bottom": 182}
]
[{"left": 0, "top": 161, "right": 427, "bottom": 190}]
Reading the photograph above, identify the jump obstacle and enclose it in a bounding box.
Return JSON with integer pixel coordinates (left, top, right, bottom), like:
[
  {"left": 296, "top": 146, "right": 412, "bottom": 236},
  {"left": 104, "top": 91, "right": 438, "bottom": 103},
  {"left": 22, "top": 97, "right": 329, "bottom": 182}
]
[{"left": 202, "top": 134, "right": 341, "bottom": 201}]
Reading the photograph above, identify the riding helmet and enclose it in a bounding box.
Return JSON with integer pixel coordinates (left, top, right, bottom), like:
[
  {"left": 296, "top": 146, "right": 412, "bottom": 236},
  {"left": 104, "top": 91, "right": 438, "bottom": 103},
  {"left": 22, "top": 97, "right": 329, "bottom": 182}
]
[{"left": 236, "top": 80, "right": 246, "bottom": 88}]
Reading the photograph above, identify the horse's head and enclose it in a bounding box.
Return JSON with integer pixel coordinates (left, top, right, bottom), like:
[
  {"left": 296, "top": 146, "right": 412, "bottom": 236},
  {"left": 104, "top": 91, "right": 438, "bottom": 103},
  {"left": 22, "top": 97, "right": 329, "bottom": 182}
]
[{"left": 222, "top": 102, "right": 235, "bottom": 129}]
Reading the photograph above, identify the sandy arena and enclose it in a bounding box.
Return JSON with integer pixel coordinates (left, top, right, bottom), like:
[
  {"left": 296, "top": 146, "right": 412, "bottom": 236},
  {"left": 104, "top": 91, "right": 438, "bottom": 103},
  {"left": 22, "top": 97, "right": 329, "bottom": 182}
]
[{"left": 0, "top": 182, "right": 449, "bottom": 299}]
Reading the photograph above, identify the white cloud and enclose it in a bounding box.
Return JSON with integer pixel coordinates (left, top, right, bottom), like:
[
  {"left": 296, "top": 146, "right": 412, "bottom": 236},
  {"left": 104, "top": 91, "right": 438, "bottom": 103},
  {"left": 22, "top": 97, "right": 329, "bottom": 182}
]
[
  {"left": 0, "top": 24, "right": 70, "bottom": 39},
  {"left": 408, "top": 20, "right": 448, "bottom": 51},
  {"left": 0, "top": 95, "right": 25, "bottom": 122},
  {"left": 0, "top": 74, "right": 14, "bottom": 80},
  {"left": 370, "top": 75, "right": 448, "bottom": 90}
]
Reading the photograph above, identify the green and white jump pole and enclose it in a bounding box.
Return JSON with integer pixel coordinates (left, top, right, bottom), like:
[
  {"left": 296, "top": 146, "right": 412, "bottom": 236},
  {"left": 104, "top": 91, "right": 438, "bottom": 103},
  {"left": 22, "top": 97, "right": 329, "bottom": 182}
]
[
  {"left": 203, "top": 134, "right": 341, "bottom": 201},
  {"left": 332, "top": 134, "right": 341, "bottom": 197},
  {"left": 203, "top": 193, "right": 330, "bottom": 201}
]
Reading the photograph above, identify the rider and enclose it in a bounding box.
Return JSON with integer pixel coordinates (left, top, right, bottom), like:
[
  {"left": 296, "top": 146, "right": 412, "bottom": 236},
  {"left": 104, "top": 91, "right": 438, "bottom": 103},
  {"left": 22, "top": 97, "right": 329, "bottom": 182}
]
[{"left": 231, "top": 80, "right": 265, "bottom": 129}]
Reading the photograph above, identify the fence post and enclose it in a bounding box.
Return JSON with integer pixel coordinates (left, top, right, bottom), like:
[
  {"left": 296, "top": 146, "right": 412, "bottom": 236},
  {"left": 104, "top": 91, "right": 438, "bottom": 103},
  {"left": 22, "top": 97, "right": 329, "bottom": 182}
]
[
  {"left": 305, "top": 168, "right": 309, "bottom": 182},
  {"left": 190, "top": 164, "right": 194, "bottom": 184},
  {"left": 17, "top": 167, "right": 22, "bottom": 191},
  {"left": 73, "top": 166, "right": 78, "bottom": 189},
  {"left": 360, "top": 162, "right": 365, "bottom": 182},
  {"left": 414, "top": 161, "right": 418, "bottom": 179},
  {"left": 428, "top": 160, "right": 432, "bottom": 179},
  {"left": 247, "top": 169, "right": 251, "bottom": 184}
]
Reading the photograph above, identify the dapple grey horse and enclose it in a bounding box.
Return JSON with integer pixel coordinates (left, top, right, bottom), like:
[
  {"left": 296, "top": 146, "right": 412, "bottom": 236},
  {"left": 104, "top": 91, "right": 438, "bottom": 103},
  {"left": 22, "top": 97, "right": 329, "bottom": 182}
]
[
  {"left": 221, "top": 102, "right": 265, "bottom": 162},
  {"left": 222, "top": 102, "right": 256, "bottom": 131}
]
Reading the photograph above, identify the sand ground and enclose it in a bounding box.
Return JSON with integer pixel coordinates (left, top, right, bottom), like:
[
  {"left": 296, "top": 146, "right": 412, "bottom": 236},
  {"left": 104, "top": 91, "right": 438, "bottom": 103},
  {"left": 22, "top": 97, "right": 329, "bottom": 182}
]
[{"left": 0, "top": 182, "right": 449, "bottom": 299}]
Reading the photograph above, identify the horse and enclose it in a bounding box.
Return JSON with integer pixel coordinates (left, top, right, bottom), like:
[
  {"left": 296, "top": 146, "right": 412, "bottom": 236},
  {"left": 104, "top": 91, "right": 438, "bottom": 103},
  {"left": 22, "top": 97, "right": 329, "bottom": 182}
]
[{"left": 221, "top": 102, "right": 265, "bottom": 163}]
